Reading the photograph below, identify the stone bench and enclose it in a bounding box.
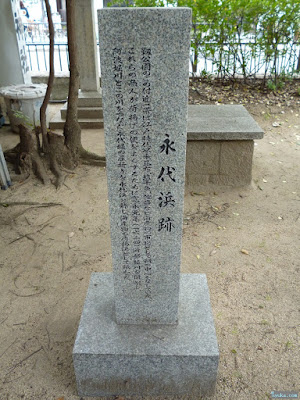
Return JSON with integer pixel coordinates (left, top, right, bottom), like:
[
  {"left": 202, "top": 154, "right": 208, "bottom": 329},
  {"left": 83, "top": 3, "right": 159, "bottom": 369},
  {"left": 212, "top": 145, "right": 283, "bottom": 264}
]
[{"left": 186, "top": 105, "right": 264, "bottom": 187}]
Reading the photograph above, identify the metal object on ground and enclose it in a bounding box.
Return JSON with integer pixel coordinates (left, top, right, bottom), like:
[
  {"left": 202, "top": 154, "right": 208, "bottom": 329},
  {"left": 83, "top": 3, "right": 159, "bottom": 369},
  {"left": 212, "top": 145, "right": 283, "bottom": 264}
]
[{"left": 0, "top": 144, "right": 11, "bottom": 190}]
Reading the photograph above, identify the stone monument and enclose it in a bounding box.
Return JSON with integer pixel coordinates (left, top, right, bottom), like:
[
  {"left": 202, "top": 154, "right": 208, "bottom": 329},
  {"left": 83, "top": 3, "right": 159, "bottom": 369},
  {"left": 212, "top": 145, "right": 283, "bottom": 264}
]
[{"left": 73, "top": 7, "right": 219, "bottom": 397}]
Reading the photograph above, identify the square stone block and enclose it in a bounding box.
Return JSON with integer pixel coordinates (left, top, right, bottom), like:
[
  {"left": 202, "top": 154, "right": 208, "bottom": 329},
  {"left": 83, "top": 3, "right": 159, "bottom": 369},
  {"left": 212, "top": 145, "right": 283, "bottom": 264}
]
[
  {"left": 186, "top": 173, "right": 210, "bottom": 186},
  {"left": 186, "top": 141, "right": 220, "bottom": 176},
  {"left": 73, "top": 273, "right": 219, "bottom": 398},
  {"left": 220, "top": 140, "right": 254, "bottom": 185}
]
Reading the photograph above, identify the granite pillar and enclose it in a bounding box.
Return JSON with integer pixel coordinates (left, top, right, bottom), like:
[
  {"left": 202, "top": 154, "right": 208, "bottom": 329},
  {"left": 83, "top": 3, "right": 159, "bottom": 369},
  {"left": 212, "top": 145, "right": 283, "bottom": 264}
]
[
  {"left": 75, "top": 0, "right": 100, "bottom": 94},
  {"left": 73, "top": 8, "right": 219, "bottom": 397},
  {"left": 100, "top": 8, "right": 191, "bottom": 325}
]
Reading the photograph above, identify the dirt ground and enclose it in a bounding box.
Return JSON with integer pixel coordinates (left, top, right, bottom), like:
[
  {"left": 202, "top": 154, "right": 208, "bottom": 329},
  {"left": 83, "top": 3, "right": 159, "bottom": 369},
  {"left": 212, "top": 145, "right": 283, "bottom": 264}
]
[{"left": 0, "top": 85, "right": 299, "bottom": 400}]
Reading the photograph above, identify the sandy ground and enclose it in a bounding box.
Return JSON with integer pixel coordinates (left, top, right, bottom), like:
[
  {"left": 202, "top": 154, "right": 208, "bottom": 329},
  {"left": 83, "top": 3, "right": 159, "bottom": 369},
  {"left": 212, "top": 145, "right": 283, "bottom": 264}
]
[{"left": 0, "top": 101, "right": 299, "bottom": 400}]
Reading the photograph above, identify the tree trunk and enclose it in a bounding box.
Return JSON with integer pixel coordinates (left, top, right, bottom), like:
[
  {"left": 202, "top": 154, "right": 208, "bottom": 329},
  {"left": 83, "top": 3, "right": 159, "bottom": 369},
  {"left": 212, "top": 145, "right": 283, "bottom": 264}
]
[
  {"left": 63, "top": 0, "right": 82, "bottom": 158},
  {"left": 39, "top": 0, "right": 54, "bottom": 153},
  {"left": 5, "top": 0, "right": 105, "bottom": 187}
]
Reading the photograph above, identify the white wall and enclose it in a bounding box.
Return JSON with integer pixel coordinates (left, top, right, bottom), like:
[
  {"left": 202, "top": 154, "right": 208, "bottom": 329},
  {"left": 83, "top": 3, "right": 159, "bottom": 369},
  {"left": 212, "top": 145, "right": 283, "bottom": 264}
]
[{"left": 0, "top": 0, "right": 31, "bottom": 87}]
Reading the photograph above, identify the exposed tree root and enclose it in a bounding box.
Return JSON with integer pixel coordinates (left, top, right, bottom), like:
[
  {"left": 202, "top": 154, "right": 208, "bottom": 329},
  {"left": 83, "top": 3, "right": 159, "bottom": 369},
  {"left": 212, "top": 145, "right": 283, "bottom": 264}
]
[
  {"left": 13, "top": 173, "right": 31, "bottom": 188},
  {"left": 17, "top": 125, "right": 50, "bottom": 185},
  {"left": 80, "top": 148, "right": 106, "bottom": 166},
  {"left": 4, "top": 128, "right": 106, "bottom": 187},
  {"left": 49, "top": 154, "right": 64, "bottom": 189},
  {"left": 80, "top": 158, "right": 106, "bottom": 167},
  {"left": 0, "top": 202, "right": 62, "bottom": 206},
  {"left": 4, "top": 144, "right": 20, "bottom": 163},
  {"left": 3, "top": 0, "right": 106, "bottom": 188}
]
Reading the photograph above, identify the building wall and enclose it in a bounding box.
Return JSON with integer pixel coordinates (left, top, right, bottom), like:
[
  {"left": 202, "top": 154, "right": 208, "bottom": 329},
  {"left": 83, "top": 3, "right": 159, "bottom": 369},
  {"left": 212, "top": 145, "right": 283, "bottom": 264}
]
[{"left": 0, "top": 0, "right": 31, "bottom": 87}]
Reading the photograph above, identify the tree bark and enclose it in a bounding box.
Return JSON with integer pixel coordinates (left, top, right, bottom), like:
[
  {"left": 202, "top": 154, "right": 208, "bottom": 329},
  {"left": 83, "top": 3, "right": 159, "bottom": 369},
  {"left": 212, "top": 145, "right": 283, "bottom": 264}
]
[
  {"left": 63, "top": 0, "right": 82, "bottom": 157},
  {"left": 18, "top": 125, "right": 50, "bottom": 184},
  {"left": 40, "top": 0, "right": 54, "bottom": 153},
  {"left": 5, "top": 0, "right": 105, "bottom": 186}
]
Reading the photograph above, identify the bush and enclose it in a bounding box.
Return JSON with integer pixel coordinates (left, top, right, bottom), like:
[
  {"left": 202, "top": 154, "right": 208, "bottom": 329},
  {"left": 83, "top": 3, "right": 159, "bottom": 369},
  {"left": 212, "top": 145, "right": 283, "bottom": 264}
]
[{"left": 108, "top": 0, "right": 300, "bottom": 83}]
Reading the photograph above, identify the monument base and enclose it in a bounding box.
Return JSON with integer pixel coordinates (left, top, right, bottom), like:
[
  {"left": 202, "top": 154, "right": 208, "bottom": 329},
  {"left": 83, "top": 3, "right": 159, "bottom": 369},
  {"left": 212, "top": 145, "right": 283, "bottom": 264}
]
[
  {"left": 78, "top": 89, "right": 102, "bottom": 107},
  {"left": 73, "top": 273, "right": 219, "bottom": 398},
  {"left": 49, "top": 89, "right": 104, "bottom": 130}
]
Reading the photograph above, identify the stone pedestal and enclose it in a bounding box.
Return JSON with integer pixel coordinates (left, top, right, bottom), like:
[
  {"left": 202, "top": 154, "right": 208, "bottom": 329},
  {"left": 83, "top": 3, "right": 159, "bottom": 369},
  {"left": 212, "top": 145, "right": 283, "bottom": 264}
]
[{"left": 73, "top": 273, "right": 219, "bottom": 398}]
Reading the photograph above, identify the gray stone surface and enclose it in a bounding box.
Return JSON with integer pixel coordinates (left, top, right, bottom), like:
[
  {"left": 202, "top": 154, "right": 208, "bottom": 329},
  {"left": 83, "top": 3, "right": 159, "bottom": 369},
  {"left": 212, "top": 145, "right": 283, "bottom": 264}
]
[
  {"left": 78, "top": 89, "right": 102, "bottom": 107},
  {"left": 186, "top": 141, "right": 220, "bottom": 176},
  {"left": 187, "top": 105, "right": 264, "bottom": 140},
  {"left": 98, "top": 8, "right": 191, "bottom": 324},
  {"left": 219, "top": 140, "right": 254, "bottom": 185},
  {"left": 75, "top": 0, "right": 100, "bottom": 92},
  {"left": 185, "top": 140, "right": 254, "bottom": 187},
  {"left": 73, "top": 273, "right": 219, "bottom": 398},
  {"left": 60, "top": 103, "right": 103, "bottom": 119},
  {"left": 185, "top": 105, "right": 263, "bottom": 187}
]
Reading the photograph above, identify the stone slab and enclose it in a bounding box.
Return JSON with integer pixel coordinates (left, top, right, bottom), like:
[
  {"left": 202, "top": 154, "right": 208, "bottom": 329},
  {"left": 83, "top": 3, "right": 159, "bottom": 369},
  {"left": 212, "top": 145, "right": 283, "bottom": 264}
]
[
  {"left": 49, "top": 110, "right": 103, "bottom": 129},
  {"left": 73, "top": 272, "right": 219, "bottom": 398},
  {"left": 98, "top": 8, "right": 191, "bottom": 324},
  {"left": 60, "top": 103, "right": 103, "bottom": 119},
  {"left": 78, "top": 90, "right": 102, "bottom": 107},
  {"left": 187, "top": 105, "right": 264, "bottom": 140}
]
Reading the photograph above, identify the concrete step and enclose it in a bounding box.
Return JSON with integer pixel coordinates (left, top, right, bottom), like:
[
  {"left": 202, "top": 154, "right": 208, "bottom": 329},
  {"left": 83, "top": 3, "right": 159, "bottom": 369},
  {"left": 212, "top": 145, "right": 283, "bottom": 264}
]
[
  {"left": 49, "top": 111, "right": 104, "bottom": 130},
  {"left": 78, "top": 91, "right": 102, "bottom": 107},
  {"left": 78, "top": 98, "right": 102, "bottom": 107},
  {"left": 60, "top": 104, "right": 103, "bottom": 119}
]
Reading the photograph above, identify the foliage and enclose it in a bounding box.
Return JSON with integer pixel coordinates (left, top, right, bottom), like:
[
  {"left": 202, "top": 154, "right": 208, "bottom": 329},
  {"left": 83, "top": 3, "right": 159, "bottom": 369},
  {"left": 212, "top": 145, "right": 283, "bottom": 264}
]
[
  {"left": 112, "top": 0, "right": 300, "bottom": 84},
  {"left": 12, "top": 110, "right": 34, "bottom": 129}
]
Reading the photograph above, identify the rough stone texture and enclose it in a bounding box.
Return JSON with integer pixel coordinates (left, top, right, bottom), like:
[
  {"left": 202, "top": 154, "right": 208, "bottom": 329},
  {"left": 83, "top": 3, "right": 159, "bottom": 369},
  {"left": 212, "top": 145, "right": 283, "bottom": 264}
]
[
  {"left": 98, "top": 8, "right": 191, "bottom": 324},
  {"left": 219, "top": 141, "right": 254, "bottom": 185},
  {"left": 186, "top": 140, "right": 254, "bottom": 187},
  {"left": 185, "top": 105, "right": 263, "bottom": 188},
  {"left": 186, "top": 141, "right": 220, "bottom": 176},
  {"left": 187, "top": 105, "right": 264, "bottom": 140},
  {"left": 73, "top": 273, "right": 219, "bottom": 398}
]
